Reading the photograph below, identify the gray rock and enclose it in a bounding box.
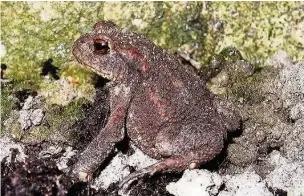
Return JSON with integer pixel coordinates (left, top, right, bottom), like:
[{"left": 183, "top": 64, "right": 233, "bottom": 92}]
[
  {"left": 269, "top": 50, "right": 293, "bottom": 69},
  {"left": 227, "top": 143, "right": 258, "bottom": 167},
  {"left": 22, "top": 95, "right": 42, "bottom": 110},
  {"left": 23, "top": 96, "right": 34, "bottom": 110},
  {"left": 279, "top": 61, "right": 304, "bottom": 110},
  {"left": 18, "top": 95, "right": 45, "bottom": 130},
  {"left": 218, "top": 169, "right": 272, "bottom": 196},
  {"left": 38, "top": 145, "right": 78, "bottom": 170},
  {"left": 265, "top": 150, "right": 304, "bottom": 195},
  {"left": 93, "top": 143, "right": 157, "bottom": 190},
  {"left": 19, "top": 110, "right": 32, "bottom": 130},
  {"left": 210, "top": 59, "right": 254, "bottom": 88},
  {"left": 30, "top": 109, "right": 44, "bottom": 125},
  {"left": 57, "top": 146, "right": 78, "bottom": 170},
  {"left": 290, "top": 102, "right": 304, "bottom": 121},
  {"left": 282, "top": 119, "right": 304, "bottom": 162},
  {"left": 166, "top": 169, "right": 223, "bottom": 196},
  {"left": 0, "top": 137, "right": 27, "bottom": 162},
  {"left": 39, "top": 145, "right": 63, "bottom": 158}
]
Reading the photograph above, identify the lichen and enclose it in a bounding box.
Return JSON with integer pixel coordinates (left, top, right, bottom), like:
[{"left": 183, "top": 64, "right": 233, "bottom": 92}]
[{"left": 1, "top": 2, "right": 302, "bottom": 87}]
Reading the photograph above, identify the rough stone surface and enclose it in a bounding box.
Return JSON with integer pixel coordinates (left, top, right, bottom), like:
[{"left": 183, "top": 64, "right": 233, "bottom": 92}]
[
  {"left": 93, "top": 143, "right": 157, "bottom": 190},
  {"left": 38, "top": 145, "right": 63, "bottom": 158},
  {"left": 0, "top": 137, "right": 27, "bottom": 163},
  {"left": 166, "top": 169, "right": 223, "bottom": 196},
  {"left": 290, "top": 102, "right": 304, "bottom": 121},
  {"left": 268, "top": 50, "right": 293, "bottom": 69},
  {"left": 218, "top": 169, "right": 272, "bottom": 196},
  {"left": 282, "top": 119, "right": 304, "bottom": 162},
  {"left": 18, "top": 95, "right": 45, "bottom": 130},
  {"left": 38, "top": 145, "right": 78, "bottom": 171},
  {"left": 279, "top": 61, "right": 304, "bottom": 111},
  {"left": 265, "top": 150, "right": 304, "bottom": 195},
  {"left": 227, "top": 143, "right": 258, "bottom": 167},
  {"left": 56, "top": 146, "right": 78, "bottom": 170},
  {"left": 19, "top": 110, "right": 32, "bottom": 130},
  {"left": 30, "top": 109, "right": 44, "bottom": 125}
]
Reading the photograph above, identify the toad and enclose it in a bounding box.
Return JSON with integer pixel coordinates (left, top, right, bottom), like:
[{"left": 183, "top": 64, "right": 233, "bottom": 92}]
[{"left": 71, "top": 21, "right": 241, "bottom": 188}]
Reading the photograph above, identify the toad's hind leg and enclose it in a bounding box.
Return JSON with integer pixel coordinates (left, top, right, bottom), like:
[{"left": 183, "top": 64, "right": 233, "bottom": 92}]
[{"left": 119, "top": 143, "right": 223, "bottom": 191}]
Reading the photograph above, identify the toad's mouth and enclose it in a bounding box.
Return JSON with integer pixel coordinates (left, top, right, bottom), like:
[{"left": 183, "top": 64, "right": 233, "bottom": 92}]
[{"left": 76, "top": 60, "right": 114, "bottom": 80}]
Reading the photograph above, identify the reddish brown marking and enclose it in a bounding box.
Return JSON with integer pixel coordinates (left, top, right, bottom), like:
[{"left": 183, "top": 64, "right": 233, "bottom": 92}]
[
  {"left": 126, "top": 48, "right": 144, "bottom": 60},
  {"left": 120, "top": 48, "right": 150, "bottom": 74},
  {"left": 141, "top": 62, "right": 150, "bottom": 73},
  {"left": 148, "top": 87, "right": 167, "bottom": 118},
  {"left": 107, "top": 106, "right": 125, "bottom": 126}
]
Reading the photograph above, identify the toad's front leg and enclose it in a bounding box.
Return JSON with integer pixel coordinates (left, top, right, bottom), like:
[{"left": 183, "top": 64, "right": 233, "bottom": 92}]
[{"left": 71, "top": 84, "right": 132, "bottom": 181}]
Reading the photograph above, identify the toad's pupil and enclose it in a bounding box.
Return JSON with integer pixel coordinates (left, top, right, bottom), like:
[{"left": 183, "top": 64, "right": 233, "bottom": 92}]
[{"left": 94, "top": 39, "right": 109, "bottom": 54}]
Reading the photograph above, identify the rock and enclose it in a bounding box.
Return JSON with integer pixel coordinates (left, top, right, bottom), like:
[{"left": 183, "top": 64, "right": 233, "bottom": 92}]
[
  {"left": 38, "top": 145, "right": 78, "bottom": 171},
  {"left": 0, "top": 137, "right": 27, "bottom": 162},
  {"left": 57, "top": 146, "right": 78, "bottom": 170},
  {"left": 265, "top": 150, "right": 304, "bottom": 195},
  {"left": 93, "top": 143, "right": 157, "bottom": 190},
  {"left": 19, "top": 110, "right": 32, "bottom": 130},
  {"left": 210, "top": 59, "right": 254, "bottom": 89},
  {"left": 18, "top": 95, "right": 45, "bottom": 130},
  {"left": 279, "top": 61, "right": 304, "bottom": 110},
  {"left": 218, "top": 169, "right": 272, "bottom": 196},
  {"left": 39, "top": 145, "right": 63, "bottom": 158},
  {"left": 30, "top": 109, "right": 44, "bottom": 125},
  {"left": 22, "top": 95, "right": 34, "bottom": 110},
  {"left": 269, "top": 50, "right": 293, "bottom": 69},
  {"left": 166, "top": 169, "right": 223, "bottom": 196},
  {"left": 290, "top": 102, "right": 304, "bottom": 121},
  {"left": 282, "top": 119, "right": 304, "bottom": 162},
  {"left": 227, "top": 143, "right": 258, "bottom": 167},
  {"left": 93, "top": 153, "right": 130, "bottom": 191},
  {"left": 210, "top": 71, "right": 229, "bottom": 87}
]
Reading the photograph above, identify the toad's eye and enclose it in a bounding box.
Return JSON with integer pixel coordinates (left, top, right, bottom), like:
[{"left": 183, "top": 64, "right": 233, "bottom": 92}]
[{"left": 93, "top": 39, "right": 109, "bottom": 55}]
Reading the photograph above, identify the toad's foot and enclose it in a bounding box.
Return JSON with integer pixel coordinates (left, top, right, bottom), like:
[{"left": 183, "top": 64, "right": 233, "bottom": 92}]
[{"left": 118, "top": 156, "right": 201, "bottom": 192}]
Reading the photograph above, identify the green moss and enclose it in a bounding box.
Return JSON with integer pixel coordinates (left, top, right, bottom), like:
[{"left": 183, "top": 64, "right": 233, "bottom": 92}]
[
  {"left": 1, "top": 2, "right": 302, "bottom": 86},
  {"left": 219, "top": 47, "right": 244, "bottom": 62},
  {"left": 229, "top": 74, "right": 263, "bottom": 104},
  {"left": 1, "top": 2, "right": 102, "bottom": 93},
  {"left": 211, "top": 2, "right": 303, "bottom": 64},
  {"left": 227, "top": 66, "right": 279, "bottom": 105},
  {"left": 19, "top": 97, "right": 90, "bottom": 142},
  {"left": 101, "top": 2, "right": 303, "bottom": 67},
  {"left": 1, "top": 85, "right": 14, "bottom": 130},
  {"left": 46, "top": 97, "right": 88, "bottom": 127}
]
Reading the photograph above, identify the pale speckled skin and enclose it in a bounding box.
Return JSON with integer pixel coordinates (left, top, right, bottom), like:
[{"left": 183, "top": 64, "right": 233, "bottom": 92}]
[{"left": 71, "top": 21, "right": 240, "bottom": 187}]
